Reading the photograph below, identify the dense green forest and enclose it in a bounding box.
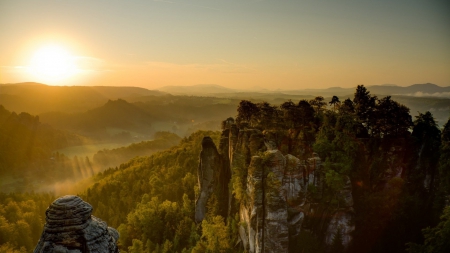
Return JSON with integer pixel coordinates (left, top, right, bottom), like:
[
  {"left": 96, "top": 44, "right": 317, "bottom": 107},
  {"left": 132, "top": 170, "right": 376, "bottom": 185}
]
[
  {"left": 1, "top": 85, "right": 449, "bottom": 252},
  {"left": 39, "top": 96, "right": 238, "bottom": 141},
  {"left": 92, "top": 131, "right": 181, "bottom": 169},
  {"left": 0, "top": 105, "right": 86, "bottom": 178},
  {"left": 0, "top": 102, "right": 183, "bottom": 192},
  {"left": 0, "top": 192, "right": 55, "bottom": 253}
]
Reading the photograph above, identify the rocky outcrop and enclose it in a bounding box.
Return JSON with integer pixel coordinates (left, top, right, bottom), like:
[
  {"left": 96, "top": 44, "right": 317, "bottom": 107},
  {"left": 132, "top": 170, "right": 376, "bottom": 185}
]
[
  {"left": 33, "top": 195, "right": 119, "bottom": 253},
  {"left": 240, "top": 150, "right": 314, "bottom": 253},
  {"left": 324, "top": 176, "right": 355, "bottom": 249},
  {"left": 240, "top": 150, "right": 290, "bottom": 253},
  {"left": 197, "top": 123, "right": 356, "bottom": 252},
  {"left": 195, "top": 136, "right": 230, "bottom": 223}
]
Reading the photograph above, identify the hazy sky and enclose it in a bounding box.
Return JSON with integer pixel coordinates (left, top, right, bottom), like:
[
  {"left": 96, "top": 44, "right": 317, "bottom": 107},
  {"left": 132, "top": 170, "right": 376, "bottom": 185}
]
[{"left": 1, "top": 0, "right": 449, "bottom": 89}]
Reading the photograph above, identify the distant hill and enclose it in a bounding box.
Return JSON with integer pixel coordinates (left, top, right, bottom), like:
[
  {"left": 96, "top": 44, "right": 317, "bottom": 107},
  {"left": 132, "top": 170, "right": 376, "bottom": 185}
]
[
  {"left": 40, "top": 95, "right": 240, "bottom": 140},
  {"left": 92, "top": 131, "right": 181, "bottom": 169},
  {"left": 158, "top": 84, "right": 236, "bottom": 95},
  {"left": 282, "top": 83, "right": 450, "bottom": 97},
  {"left": 40, "top": 99, "right": 156, "bottom": 141},
  {"left": 158, "top": 83, "right": 450, "bottom": 98},
  {"left": 0, "top": 83, "right": 166, "bottom": 114},
  {"left": 156, "top": 84, "right": 450, "bottom": 126},
  {"left": 0, "top": 105, "right": 86, "bottom": 177}
]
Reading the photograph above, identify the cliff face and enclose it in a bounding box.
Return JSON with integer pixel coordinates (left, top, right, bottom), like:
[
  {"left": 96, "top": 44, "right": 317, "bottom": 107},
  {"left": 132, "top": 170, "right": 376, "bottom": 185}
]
[
  {"left": 33, "top": 195, "right": 119, "bottom": 253},
  {"left": 196, "top": 125, "right": 355, "bottom": 253},
  {"left": 195, "top": 136, "right": 231, "bottom": 223}
]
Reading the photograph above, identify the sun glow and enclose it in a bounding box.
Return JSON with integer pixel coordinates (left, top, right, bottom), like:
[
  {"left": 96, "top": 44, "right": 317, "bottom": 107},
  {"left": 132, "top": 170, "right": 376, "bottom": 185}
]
[{"left": 28, "top": 45, "right": 77, "bottom": 83}]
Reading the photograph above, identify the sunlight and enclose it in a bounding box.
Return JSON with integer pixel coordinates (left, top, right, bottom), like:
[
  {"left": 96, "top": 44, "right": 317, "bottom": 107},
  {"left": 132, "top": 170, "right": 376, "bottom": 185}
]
[{"left": 28, "top": 44, "right": 77, "bottom": 83}]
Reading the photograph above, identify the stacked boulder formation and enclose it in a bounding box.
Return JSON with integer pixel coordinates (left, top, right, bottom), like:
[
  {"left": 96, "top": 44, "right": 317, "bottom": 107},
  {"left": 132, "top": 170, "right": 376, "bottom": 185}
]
[{"left": 33, "top": 195, "right": 119, "bottom": 253}]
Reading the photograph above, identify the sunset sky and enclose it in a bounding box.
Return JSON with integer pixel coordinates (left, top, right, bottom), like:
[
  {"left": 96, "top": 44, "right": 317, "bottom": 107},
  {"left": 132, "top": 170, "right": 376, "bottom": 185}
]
[{"left": 1, "top": 0, "right": 449, "bottom": 90}]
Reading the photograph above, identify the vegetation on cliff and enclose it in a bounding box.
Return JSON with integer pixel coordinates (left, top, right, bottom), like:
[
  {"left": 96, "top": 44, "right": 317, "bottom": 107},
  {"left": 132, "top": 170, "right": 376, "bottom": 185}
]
[{"left": 1, "top": 85, "right": 450, "bottom": 253}]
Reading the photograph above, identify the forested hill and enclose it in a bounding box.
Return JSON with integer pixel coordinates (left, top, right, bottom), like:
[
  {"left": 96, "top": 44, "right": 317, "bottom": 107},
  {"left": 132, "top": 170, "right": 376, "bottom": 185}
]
[
  {"left": 81, "top": 130, "right": 223, "bottom": 251},
  {"left": 82, "top": 85, "right": 450, "bottom": 253},
  {"left": 92, "top": 131, "right": 182, "bottom": 169},
  {"left": 0, "top": 83, "right": 165, "bottom": 114},
  {"left": 40, "top": 99, "right": 156, "bottom": 140},
  {"left": 1, "top": 85, "right": 450, "bottom": 253},
  {"left": 39, "top": 96, "right": 239, "bottom": 141},
  {"left": 0, "top": 105, "right": 86, "bottom": 179}
]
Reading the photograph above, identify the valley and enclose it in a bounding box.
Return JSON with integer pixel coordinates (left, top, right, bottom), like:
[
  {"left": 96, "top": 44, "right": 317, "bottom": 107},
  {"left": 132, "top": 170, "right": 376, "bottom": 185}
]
[{"left": 0, "top": 83, "right": 449, "bottom": 253}]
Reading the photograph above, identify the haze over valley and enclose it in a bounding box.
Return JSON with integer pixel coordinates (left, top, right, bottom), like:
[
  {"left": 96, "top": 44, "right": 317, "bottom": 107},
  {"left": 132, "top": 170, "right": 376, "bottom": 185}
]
[{"left": 1, "top": 0, "right": 450, "bottom": 252}]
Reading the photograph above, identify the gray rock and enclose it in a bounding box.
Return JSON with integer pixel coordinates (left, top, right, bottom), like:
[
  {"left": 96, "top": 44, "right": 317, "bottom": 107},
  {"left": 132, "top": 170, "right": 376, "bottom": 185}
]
[
  {"left": 195, "top": 136, "right": 230, "bottom": 223},
  {"left": 241, "top": 151, "right": 289, "bottom": 253},
  {"left": 33, "top": 195, "right": 119, "bottom": 253},
  {"left": 208, "top": 125, "right": 356, "bottom": 252}
]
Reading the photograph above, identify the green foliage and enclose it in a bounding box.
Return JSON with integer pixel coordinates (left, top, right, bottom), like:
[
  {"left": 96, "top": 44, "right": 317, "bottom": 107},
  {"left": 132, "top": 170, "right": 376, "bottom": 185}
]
[
  {"left": 373, "top": 96, "right": 412, "bottom": 138},
  {"left": 2, "top": 85, "right": 448, "bottom": 253},
  {"left": 310, "top": 96, "right": 327, "bottom": 114},
  {"left": 314, "top": 112, "right": 362, "bottom": 176},
  {"left": 193, "top": 216, "right": 232, "bottom": 253},
  {"left": 325, "top": 169, "right": 346, "bottom": 192},
  {"left": 0, "top": 105, "right": 85, "bottom": 179},
  {"left": 407, "top": 206, "right": 450, "bottom": 253},
  {"left": 0, "top": 192, "right": 54, "bottom": 252},
  {"left": 93, "top": 131, "right": 181, "bottom": 169},
  {"left": 339, "top": 98, "right": 355, "bottom": 114},
  {"left": 329, "top": 96, "right": 341, "bottom": 112},
  {"left": 255, "top": 102, "right": 278, "bottom": 129},
  {"left": 438, "top": 118, "right": 450, "bottom": 195},
  {"left": 236, "top": 100, "right": 259, "bottom": 126},
  {"left": 407, "top": 111, "right": 441, "bottom": 193},
  {"left": 81, "top": 130, "right": 220, "bottom": 252}
]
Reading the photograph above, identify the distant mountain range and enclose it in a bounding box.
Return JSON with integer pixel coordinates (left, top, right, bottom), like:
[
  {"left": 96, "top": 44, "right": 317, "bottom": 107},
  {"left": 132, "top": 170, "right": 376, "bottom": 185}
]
[
  {"left": 0, "top": 82, "right": 166, "bottom": 114},
  {"left": 158, "top": 84, "right": 235, "bottom": 94},
  {"left": 40, "top": 99, "right": 155, "bottom": 136},
  {"left": 158, "top": 83, "right": 450, "bottom": 97},
  {"left": 1, "top": 82, "right": 449, "bottom": 128}
]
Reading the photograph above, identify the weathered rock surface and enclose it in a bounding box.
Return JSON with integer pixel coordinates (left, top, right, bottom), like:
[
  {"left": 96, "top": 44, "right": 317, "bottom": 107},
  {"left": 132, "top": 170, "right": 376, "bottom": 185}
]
[
  {"left": 240, "top": 150, "right": 301, "bottom": 253},
  {"left": 195, "top": 136, "right": 230, "bottom": 223},
  {"left": 197, "top": 124, "right": 356, "bottom": 252},
  {"left": 324, "top": 176, "right": 355, "bottom": 249},
  {"left": 33, "top": 195, "right": 119, "bottom": 253}
]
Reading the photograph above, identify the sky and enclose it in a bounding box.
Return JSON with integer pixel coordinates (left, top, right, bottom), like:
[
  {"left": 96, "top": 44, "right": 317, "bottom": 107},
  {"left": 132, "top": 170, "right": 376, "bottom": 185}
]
[{"left": 0, "top": 0, "right": 449, "bottom": 90}]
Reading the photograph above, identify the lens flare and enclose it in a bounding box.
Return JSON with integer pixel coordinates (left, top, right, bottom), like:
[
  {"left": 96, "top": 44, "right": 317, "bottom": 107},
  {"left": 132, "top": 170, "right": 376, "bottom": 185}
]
[{"left": 29, "top": 44, "right": 77, "bottom": 83}]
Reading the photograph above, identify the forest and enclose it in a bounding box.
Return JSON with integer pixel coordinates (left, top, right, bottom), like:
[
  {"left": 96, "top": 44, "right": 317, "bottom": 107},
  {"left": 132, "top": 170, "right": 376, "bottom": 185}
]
[{"left": 0, "top": 85, "right": 449, "bottom": 253}]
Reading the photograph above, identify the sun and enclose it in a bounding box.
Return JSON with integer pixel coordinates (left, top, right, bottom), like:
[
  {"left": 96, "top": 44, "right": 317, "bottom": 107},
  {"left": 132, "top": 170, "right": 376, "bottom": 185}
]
[{"left": 28, "top": 44, "right": 77, "bottom": 83}]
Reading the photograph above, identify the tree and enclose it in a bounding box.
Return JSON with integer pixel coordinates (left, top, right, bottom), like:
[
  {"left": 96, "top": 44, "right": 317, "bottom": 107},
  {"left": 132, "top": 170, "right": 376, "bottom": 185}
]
[
  {"left": 280, "top": 100, "right": 297, "bottom": 128},
  {"left": 438, "top": 118, "right": 450, "bottom": 196},
  {"left": 339, "top": 98, "right": 354, "bottom": 114},
  {"left": 310, "top": 96, "right": 327, "bottom": 114},
  {"left": 220, "top": 117, "right": 234, "bottom": 130},
  {"left": 409, "top": 111, "right": 441, "bottom": 193},
  {"left": 255, "top": 102, "right": 278, "bottom": 129},
  {"left": 236, "top": 100, "right": 259, "bottom": 126},
  {"left": 128, "top": 239, "right": 144, "bottom": 253},
  {"left": 407, "top": 206, "right": 450, "bottom": 253},
  {"left": 353, "top": 85, "right": 377, "bottom": 134},
  {"left": 442, "top": 117, "right": 450, "bottom": 142},
  {"left": 329, "top": 96, "right": 341, "bottom": 112},
  {"left": 297, "top": 100, "right": 315, "bottom": 127},
  {"left": 373, "top": 96, "right": 412, "bottom": 138},
  {"left": 197, "top": 216, "right": 231, "bottom": 253}
]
